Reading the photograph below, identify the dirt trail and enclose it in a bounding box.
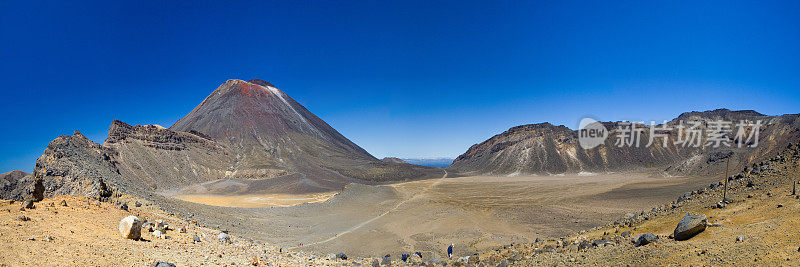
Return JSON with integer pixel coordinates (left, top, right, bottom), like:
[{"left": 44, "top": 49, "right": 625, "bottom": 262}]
[{"left": 297, "top": 170, "right": 449, "bottom": 248}]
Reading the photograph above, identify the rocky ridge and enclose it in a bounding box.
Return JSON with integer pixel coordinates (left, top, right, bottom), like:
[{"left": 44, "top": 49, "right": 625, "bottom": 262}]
[{"left": 450, "top": 109, "right": 800, "bottom": 176}]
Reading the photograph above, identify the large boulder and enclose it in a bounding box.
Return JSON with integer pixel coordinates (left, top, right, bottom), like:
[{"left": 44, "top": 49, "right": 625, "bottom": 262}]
[
  {"left": 119, "top": 215, "right": 142, "bottom": 240},
  {"left": 674, "top": 213, "right": 707, "bottom": 241}
]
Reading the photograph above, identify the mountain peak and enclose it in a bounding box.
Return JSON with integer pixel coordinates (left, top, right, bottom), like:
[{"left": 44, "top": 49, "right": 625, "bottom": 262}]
[{"left": 248, "top": 79, "right": 275, "bottom": 87}]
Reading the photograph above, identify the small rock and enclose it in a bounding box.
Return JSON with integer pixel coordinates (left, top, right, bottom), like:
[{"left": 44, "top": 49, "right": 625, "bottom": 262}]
[
  {"left": 736, "top": 235, "right": 746, "bottom": 242},
  {"left": 634, "top": 233, "right": 657, "bottom": 247},
  {"left": 134, "top": 201, "right": 142, "bottom": 207},
  {"left": 217, "top": 233, "right": 231, "bottom": 243},
  {"left": 335, "top": 253, "right": 348, "bottom": 260},
  {"left": 119, "top": 215, "right": 142, "bottom": 240},
  {"left": 578, "top": 241, "right": 592, "bottom": 250},
  {"left": 566, "top": 243, "right": 578, "bottom": 252},
  {"left": 118, "top": 202, "right": 128, "bottom": 211},
  {"left": 150, "top": 262, "right": 176, "bottom": 267},
  {"left": 777, "top": 203, "right": 783, "bottom": 208},
  {"left": 44, "top": 236, "right": 54, "bottom": 242},
  {"left": 620, "top": 231, "right": 631, "bottom": 237},
  {"left": 155, "top": 220, "right": 168, "bottom": 232},
  {"left": 17, "top": 215, "right": 30, "bottom": 221},
  {"left": 23, "top": 200, "right": 35, "bottom": 209},
  {"left": 192, "top": 235, "right": 201, "bottom": 243},
  {"left": 178, "top": 227, "right": 187, "bottom": 233},
  {"left": 59, "top": 200, "right": 67, "bottom": 206},
  {"left": 153, "top": 230, "right": 163, "bottom": 239}
]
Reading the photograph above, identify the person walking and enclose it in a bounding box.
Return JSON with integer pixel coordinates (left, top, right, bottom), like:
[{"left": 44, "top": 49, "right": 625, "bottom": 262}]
[{"left": 447, "top": 243, "right": 454, "bottom": 259}]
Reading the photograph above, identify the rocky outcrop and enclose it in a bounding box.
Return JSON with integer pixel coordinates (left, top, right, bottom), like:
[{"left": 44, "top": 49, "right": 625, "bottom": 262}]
[
  {"left": 450, "top": 109, "right": 800, "bottom": 176},
  {"left": 0, "top": 170, "right": 29, "bottom": 199},
  {"left": 7, "top": 131, "right": 118, "bottom": 201}
]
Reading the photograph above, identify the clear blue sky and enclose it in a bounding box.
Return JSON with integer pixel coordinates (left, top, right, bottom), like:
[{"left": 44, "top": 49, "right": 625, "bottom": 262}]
[{"left": 1, "top": 1, "right": 799, "bottom": 172}]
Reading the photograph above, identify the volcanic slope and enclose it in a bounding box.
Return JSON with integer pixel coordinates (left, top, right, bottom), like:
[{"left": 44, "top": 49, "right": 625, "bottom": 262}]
[
  {"left": 450, "top": 109, "right": 800, "bottom": 176},
  {"left": 169, "top": 79, "right": 442, "bottom": 193}
]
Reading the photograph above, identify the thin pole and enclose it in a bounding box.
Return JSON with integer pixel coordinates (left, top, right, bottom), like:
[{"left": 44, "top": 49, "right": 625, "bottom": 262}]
[{"left": 723, "top": 156, "right": 730, "bottom": 203}]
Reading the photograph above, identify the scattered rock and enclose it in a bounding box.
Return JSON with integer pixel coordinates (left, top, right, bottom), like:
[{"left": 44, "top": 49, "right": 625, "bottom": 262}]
[
  {"left": 23, "top": 200, "right": 35, "bottom": 209},
  {"left": 777, "top": 203, "right": 783, "bottom": 208},
  {"left": 737, "top": 235, "right": 746, "bottom": 242},
  {"left": 17, "top": 215, "right": 30, "bottom": 221},
  {"left": 217, "top": 233, "right": 231, "bottom": 243},
  {"left": 155, "top": 220, "right": 168, "bottom": 232},
  {"left": 566, "top": 244, "right": 578, "bottom": 252},
  {"left": 634, "top": 233, "right": 657, "bottom": 247},
  {"left": 134, "top": 201, "right": 142, "bottom": 207},
  {"left": 178, "top": 227, "right": 186, "bottom": 233},
  {"left": 143, "top": 222, "right": 154, "bottom": 232},
  {"left": 578, "top": 241, "right": 592, "bottom": 250},
  {"left": 118, "top": 215, "right": 142, "bottom": 240},
  {"left": 59, "top": 200, "right": 67, "bottom": 207},
  {"left": 118, "top": 202, "right": 128, "bottom": 211},
  {"left": 674, "top": 213, "right": 707, "bottom": 241},
  {"left": 192, "top": 235, "right": 201, "bottom": 243},
  {"left": 150, "top": 262, "right": 176, "bottom": 267},
  {"left": 620, "top": 231, "right": 631, "bottom": 237},
  {"left": 335, "top": 253, "right": 348, "bottom": 260}
]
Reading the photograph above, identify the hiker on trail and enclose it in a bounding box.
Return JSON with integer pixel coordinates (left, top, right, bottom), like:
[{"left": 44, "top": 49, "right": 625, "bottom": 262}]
[{"left": 447, "top": 243, "right": 454, "bottom": 259}]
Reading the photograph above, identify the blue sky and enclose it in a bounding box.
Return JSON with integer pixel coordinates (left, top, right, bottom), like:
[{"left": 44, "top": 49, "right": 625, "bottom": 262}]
[{"left": 1, "top": 1, "right": 799, "bottom": 172}]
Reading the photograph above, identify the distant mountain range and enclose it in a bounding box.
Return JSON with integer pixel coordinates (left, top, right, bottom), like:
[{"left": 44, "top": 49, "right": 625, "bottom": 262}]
[{"left": 450, "top": 109, "right": 800, "bottom": 176}]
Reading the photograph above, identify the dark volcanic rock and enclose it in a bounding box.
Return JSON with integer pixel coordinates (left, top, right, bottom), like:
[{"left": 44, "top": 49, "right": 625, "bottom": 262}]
[
  {"left": 634, "top": 233, "right": 657, "bottom": 247},
  {"left": 0, "top": 170, "right": 29, "bottom": 199},
  {"left": 7, "top": 131, "right": 118, "bottom": 201},
  {"left": 674, "top": 213, "right": 707, "bottom": 241}
]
